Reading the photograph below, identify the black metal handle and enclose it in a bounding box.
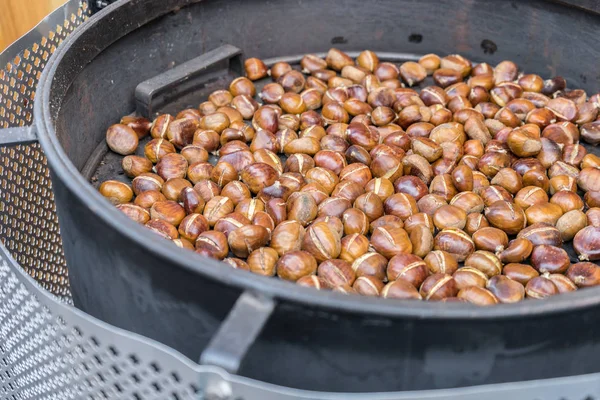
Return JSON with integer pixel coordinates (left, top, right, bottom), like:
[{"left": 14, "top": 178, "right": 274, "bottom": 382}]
[
  {"left": 135, "top": 44, "right": 243, "bottom": 117},
  {"left": 0, "top": 126, "right": 38, "bottom": 147},
  {"left": 200, "top": 291, "right": 275, "bottom": 374}
]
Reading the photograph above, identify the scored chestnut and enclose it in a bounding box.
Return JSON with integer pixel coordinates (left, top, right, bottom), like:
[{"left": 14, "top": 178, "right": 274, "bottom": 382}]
[{"left": 96, "top": 48, "right": 600, "bottom": 307}]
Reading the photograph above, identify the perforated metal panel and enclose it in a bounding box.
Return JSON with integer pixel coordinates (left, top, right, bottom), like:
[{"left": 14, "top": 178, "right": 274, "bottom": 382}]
[
  {"left": 0, "top": 247, "right": 225, "bottom": 400},
  {"left": 0, "top": 1, "right": 91, "bottom": 301}
]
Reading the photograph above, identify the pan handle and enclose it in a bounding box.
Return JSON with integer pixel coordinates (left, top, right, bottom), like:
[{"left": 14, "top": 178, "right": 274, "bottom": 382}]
[
  {"left": 135, "top": 44, "right": 244, "bottom": 118},
  {"left": 200, "top": 290, "right": 276, "bottom": 374},
  {"left": 0, "top": 125, "right": 38, "bottom": 147}
]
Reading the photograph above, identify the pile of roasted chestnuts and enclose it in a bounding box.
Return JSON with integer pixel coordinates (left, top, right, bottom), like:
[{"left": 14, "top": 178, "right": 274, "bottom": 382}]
[{"left": 98, "top": 48, "right": 600, "bottom": 305}]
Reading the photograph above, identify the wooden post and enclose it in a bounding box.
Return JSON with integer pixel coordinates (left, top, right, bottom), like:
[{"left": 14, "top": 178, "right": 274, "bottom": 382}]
[{"left": 0, "top": 0, "right": 67, "bottom": 52}]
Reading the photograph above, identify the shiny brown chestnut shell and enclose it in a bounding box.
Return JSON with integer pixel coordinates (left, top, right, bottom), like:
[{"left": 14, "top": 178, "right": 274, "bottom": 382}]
[
  {"left": 574, "top": 226, "right": 600, "bottom": 261},
  {"left": 433, "top": 228, "right": 475, "bottom": 262},
  {"left": 419, "top": 273, "right": 458, "bottom": 301},
  {"left": 531, "top": 245, "right": 570, "bottom": 273},
  {"left": 484, "top": 201, "right": 526, "bottom": 235},
  {"left": 566, "top": 262, "right": 600, "bottom": 287}
]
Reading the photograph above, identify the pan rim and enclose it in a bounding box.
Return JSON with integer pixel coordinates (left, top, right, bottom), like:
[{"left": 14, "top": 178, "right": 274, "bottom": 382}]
[{"left": 33, "top": 0, "right": 600, "bottom": 320}]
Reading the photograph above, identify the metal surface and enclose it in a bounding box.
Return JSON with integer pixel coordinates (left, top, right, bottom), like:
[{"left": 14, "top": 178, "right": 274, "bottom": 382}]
[
  {"left": 0, "top": 0, "right": 91, "bottom": 302},
  {"left": 3, "top": 239, "right": 600, "bottom": 399},
  {"left": 0, "top": 241, "right": 219, "bottom": 399},
  {"left": 135, "top": 44, "right": 243, "bottom": 117},
  {"left": 200, "top": 291, "right": 275, "bottom": 374},
  {"left": 0, "top": 126, "right": 37, "bottom": 146},
  {"left": 2, "top": 0, "right": 600, "bottom": 395},
  {"left": 26, "top": 0, "right": 600, "bottom": 392},
  {"left": 555, "top": 0, "right": 600, "bottom": 14}
]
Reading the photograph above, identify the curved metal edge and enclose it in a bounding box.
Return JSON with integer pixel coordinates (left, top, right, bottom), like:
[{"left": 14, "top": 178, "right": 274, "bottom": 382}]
[
  {"left": 3, "top": 239, "right": 600, "bottom": 399},
  {"left": 552, "top": 0, "right": 600, "bottom": 14},
  {"left": 225, "top": 371, "right": 600, "bottom": 400},
  {"left": 33, "top": 0, "right": 600, "bottom": 322},
  {"left": 0, "top": 0, "right": 83, "bottom": 68}
]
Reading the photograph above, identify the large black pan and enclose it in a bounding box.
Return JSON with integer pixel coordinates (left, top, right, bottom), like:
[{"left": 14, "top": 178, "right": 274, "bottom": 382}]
[{"left": 4, "top": 0, "right": 600, "bottom": 393}]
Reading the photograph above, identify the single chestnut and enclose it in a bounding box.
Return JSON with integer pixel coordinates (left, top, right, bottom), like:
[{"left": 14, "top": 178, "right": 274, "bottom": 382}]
[
  {"left": 433, "top": 204, "right": 467, "bottom": 230},
  {"left": 276, "top": 250, "right": 318, "bottom": 281},
  {"left": 121, "top": 155, "right": 153, "bottom": 178},
  {"left": 354, "top": 192, "right": 385, "bottom": 222},
  {"left": 318, "top": 259, "right": 356, "bottom": 288},
  {"left": 517, "top": 223, "right": 562, "bottom": 246},
  {"left": 161, "top": 178, "right": 192, "bottom": 201},
  {"left": 547, "top": 273, "right": 578, "bottom": 293},
  {"left": 213, "top": 212, "right": 251, "bottom": 238},
  {"left": 302, "top": 221, "right": 342, "bottom": 262},
  {"left": 134, "top": 190, "right": 166, "bottom": 210},
  {"left": 144, "top": 138, "right": 176, "bottom": 163},
  {"left": 353, "top": 276, "right": 385, "bottom": 296},
  {"left": 457, "top": 287, "right": 498, "bottom": 306},
  {"left": 573, "top": 226, "right": 600, "bottom": 261},
  {"left": 420, "top": 273, "right": 458, "bottom": 301},
  {"left": 146, "top": 219, "right": 179, "bottom": 240},
  {"left": 387, "top": 253, "right": 429, "bottom": 288},
  {"left": 384, "top": 193, "right": 419, "bottom": 221},
  {"left": 472, "top": 227, "right": 509, "bottom": 253},
  {"left": 116, "top": 204, "right": 150, "bottom": 224},
  {"left": 502, "top": 263, "right": 539, "bottom": 285},
  {"left": 339, "top": 234, "right": 370, "bottom": 263},
  {"left": 550, "top": 190, "right": 584, "bottom": 214},
  {"left": 350, "top": 252, "right": 387, "bottom": 280},
  {"left": 99, "top": 180, "right": 133, "bottom": 205},
  {"left": 453, "top": 267, "right": 489, "bottom": 290},
  {"left": 247, "top": 247, "right": 279, "bottom": 277},
  {"left": 556, "top": 210, "right": 587, "bottom": 241},
  {"left": 484, "top": 201, "right": 526, "bottom": 235},
  {"left": 150, "top": 200, "right": 186, "bottom": 227},
  {"left": 464, "top": 250, "right": 502, "bottom": 277},
  {"left": 449, "top": 192, "right": 485, "bottom": 215},
  {"left": 531, "top": 245, "right": 570, "bottom": 273},
  {"left": 382, "top": 280, "right": 422, "bottom": 300},
  {"left": 465, "top": 213, "right": 490, "bottom": 235},
  {"left": 287, "top": 192, "right": 318, "bottom": 227},
  {"left": 410, "top": 225, "right": 434, "bottom": 258},
  {"left": 370, "top": 227, "right": 412, "bottom": 259},
  {"left": 203, "top": 196, "right": 235, "bottom": 227},
  {"left": 434, "top": 228, "right": 475, "bottom": 262},
  {"left": 228, "top": 225, "right": 270, "bottom": 258},
  {"left": 486, "top": 275, "right": 525, "bottom": 303},
  {"left": 424, "top": 250, "right": 458, "bottom": 275},
  {"left": 106, "top": 124, "right": 139, "bottom": 155},
  {"left": 417, "top": 194, "right": 447, "bottom": 216},
  {"left": 525, "top": 276, "right": 558, "bottom": 299},
  {"left": 370, "top": 215, "right": 405, "bottom": 234},
  {"left": 195, "top": 230, "right": 228, "bottom": 260},
  {"left": 566, "top": 262, "right": 600, "bottom": 287},
  {"left": 244, "top": 57, "right": 268, "bottom": 80},
  {"left": 498, "top": 238, "right": 533, "bottom": 264},
  {"left": 270, "top": 221, "right": 305, "bottom": 256}
]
